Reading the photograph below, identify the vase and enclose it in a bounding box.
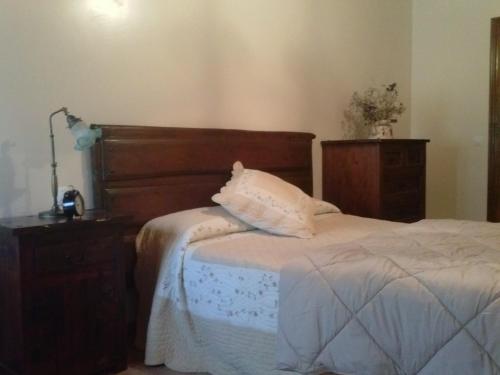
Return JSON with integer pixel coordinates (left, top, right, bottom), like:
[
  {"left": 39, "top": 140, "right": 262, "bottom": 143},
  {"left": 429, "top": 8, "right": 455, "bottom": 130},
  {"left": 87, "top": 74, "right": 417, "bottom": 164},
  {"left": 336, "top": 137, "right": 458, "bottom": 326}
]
[{"left": 369, "top": 120, "right": 393, "bottom": 139}]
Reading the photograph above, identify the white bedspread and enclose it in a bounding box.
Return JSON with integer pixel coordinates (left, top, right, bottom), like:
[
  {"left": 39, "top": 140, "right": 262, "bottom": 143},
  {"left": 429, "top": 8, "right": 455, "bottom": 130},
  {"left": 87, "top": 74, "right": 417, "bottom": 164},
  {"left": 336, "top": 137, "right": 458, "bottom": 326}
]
[
  {"left": 135, "top": 206, "right": 401, "bottom": 373},
  {"left": 277, "top": 220, "right": 500, "bottom": 375}
]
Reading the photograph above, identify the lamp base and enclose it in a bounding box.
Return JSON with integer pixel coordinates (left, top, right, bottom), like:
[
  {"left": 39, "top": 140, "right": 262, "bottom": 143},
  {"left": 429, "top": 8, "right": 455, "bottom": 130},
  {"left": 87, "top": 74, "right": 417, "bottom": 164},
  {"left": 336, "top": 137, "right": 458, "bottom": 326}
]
[{"left": 38, "top": 207, "right": 66, "bottom": 219}]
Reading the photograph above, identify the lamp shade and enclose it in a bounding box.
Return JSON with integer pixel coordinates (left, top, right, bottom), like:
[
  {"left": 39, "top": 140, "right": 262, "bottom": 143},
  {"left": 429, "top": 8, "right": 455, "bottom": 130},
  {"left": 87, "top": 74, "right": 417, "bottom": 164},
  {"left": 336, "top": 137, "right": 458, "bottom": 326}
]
[{"left": 66, "top": 115, "right": 102, "bottom": 151}]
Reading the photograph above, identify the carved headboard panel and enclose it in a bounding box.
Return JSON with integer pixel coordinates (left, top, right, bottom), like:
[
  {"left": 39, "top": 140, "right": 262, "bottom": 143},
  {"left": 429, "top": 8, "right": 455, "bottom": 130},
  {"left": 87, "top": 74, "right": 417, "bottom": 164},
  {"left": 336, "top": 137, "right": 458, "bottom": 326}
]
[{"left": 90, "top": 125, "right": 315, "bottom": 235}]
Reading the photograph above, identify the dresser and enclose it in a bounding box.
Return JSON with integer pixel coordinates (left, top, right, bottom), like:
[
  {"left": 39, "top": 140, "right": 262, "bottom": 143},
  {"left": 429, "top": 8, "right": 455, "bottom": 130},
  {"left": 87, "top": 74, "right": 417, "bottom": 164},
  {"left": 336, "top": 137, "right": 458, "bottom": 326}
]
[
  {"left": 0, "top": 211, "right": 129, "bottom": 375},
  {"left": 322, "top": 139, "right": 429, "bottom": 222}
]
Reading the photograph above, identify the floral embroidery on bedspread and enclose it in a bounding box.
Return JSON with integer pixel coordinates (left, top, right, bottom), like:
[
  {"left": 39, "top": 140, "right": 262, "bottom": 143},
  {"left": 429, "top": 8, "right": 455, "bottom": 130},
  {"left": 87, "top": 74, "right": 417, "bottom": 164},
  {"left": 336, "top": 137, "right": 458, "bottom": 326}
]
[{"left": 182, "top": 258, "right": 280, "bottom": 332}]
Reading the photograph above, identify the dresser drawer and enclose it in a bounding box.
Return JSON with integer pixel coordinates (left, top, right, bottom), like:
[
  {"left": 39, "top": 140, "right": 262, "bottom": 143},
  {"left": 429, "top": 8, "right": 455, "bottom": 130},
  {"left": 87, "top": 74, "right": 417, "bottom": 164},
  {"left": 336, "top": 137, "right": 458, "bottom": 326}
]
[
  {"left": 381, "top": 144, "right": 425, "bottom": 168},
  {"left": 406, "top": 145, "right": 425, "bottom": 166},
  {"left": 381, "top": 192, "right": 422, "bottom": 221},
  {"left": 381, "top": 146, "right": 405, "bottom": 168},
  {"left": 383, "top": 168, "right": 424, "bottom": 195},
  {"left": 34, "top": 236, "right": 115, "bottom": 274}
]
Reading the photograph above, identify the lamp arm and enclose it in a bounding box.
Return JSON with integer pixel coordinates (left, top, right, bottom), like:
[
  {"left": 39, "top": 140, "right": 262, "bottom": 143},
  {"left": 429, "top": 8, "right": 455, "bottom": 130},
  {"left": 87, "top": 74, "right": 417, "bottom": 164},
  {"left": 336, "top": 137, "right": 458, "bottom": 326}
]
[{"left": 47, "top": 107, "right": 68, "bottom": 213}]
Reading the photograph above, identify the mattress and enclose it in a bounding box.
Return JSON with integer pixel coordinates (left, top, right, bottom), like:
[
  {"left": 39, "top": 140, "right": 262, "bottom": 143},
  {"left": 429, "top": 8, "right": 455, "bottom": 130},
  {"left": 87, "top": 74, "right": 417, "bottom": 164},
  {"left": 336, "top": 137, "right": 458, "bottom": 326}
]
[{"left": 135, "top": 206, "right": 402, "bottom": 374}]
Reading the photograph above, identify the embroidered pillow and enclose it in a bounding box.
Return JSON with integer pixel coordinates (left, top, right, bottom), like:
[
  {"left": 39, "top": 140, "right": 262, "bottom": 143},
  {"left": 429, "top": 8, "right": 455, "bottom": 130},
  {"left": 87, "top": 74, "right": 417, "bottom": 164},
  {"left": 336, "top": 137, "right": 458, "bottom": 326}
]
[
  {"left": 212, "top": 161, "right": 315, "bottom": 238},
  {"left": 312, "top": 198, "right": 341, "bottom": 215}
]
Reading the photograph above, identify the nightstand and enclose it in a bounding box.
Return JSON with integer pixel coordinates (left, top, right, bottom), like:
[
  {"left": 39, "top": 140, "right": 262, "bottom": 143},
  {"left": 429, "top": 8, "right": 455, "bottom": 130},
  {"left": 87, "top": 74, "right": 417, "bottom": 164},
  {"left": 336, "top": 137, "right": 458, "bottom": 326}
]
[
  {"left": 0, "top": 211, "right": 129, "bottom": 375},
  {"left": 322, "top": 139, "right": 429, "bottom": 222}
]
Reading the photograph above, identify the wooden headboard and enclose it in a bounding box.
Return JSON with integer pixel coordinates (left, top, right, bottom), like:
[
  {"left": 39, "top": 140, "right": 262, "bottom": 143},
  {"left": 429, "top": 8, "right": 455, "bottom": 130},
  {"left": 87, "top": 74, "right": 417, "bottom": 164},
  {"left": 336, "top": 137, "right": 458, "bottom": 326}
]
[{"left": 90, "top": 125, "right": 315, "bottom": 235}]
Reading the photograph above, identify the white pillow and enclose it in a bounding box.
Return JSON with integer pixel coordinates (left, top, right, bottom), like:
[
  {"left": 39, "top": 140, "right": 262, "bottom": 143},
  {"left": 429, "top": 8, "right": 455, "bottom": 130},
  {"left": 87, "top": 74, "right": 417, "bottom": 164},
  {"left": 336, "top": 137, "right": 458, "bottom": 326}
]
[
  {"left": 312, "top": 198, "right": 341, "bottom": 215},
  {"left": 212, "top": 161, "right": 315, "bottom": 239}
]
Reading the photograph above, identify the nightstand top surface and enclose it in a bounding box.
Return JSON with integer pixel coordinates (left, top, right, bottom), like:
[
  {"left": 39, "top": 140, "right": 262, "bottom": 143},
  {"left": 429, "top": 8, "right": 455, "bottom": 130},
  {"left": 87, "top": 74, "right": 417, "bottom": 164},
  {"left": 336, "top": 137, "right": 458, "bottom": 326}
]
[{"left": 0, "top": 210, "right": 129, "bottom": 235}]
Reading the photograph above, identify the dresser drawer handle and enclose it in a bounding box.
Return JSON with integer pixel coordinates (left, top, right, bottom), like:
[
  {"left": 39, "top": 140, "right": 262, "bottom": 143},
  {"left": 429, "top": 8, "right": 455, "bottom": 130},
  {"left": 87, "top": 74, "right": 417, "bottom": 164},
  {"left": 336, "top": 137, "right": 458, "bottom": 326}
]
[
  {"left": 383, "top": 151, "right": 403, "bottom": 167},
  {"left": 398, "top": 181, "right": 412, "bottom": 190},
  {"left": 64, "top": 253, "right": 85, "bottom": 266},
  {"left": 102, "top": 285, "right": 116, "bottom": 298}
]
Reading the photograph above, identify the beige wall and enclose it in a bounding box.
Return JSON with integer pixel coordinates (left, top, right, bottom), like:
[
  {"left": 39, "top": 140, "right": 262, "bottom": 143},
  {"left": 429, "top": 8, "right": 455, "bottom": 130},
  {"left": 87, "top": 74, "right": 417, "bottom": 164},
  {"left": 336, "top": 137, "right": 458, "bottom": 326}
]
[
  {"left": 412, "top": 0, "right": 500, "bottom": 220},
  {"left": 0, "top": 0, "right": 412, "bottom": 218}
]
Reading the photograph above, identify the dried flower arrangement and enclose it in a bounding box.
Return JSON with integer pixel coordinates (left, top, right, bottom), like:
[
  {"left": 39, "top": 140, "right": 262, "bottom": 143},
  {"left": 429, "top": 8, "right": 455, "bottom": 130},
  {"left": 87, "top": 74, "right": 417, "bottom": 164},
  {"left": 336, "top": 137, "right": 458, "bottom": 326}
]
[{"left": 342, "top": 83, "right": 406, "bottom": 139}]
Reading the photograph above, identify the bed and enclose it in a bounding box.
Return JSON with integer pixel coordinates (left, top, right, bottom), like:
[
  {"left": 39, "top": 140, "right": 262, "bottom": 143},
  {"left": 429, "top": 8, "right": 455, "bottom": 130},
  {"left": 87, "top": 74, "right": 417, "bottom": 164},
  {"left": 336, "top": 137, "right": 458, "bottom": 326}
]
[
  {"left": 90, "top": 125, "right": 500, "bottom": 375},
  {"left": 89, "top": 125, "right": 323, "bottom": 372},
  {"left": 89, "top": 124, "right": 315, "bottom": 324}
]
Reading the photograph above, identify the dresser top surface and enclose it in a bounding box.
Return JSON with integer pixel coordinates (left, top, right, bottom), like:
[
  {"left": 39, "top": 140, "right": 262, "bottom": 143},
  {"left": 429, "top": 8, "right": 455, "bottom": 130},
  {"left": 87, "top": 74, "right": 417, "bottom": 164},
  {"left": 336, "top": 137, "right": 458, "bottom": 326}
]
[
  {"left": 321, "top": 139, "right": 430, "bottom": 145},
  {"left": 0, "top": 210, "right": 130, "bottom": 235}
]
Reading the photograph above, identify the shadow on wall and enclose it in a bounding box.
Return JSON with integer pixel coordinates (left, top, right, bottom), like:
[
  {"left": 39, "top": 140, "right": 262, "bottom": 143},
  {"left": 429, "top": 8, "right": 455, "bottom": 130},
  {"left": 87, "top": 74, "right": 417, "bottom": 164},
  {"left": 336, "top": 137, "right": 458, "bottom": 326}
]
[{"left": 0, "top": 141, "right": 27, "bottom": 217}]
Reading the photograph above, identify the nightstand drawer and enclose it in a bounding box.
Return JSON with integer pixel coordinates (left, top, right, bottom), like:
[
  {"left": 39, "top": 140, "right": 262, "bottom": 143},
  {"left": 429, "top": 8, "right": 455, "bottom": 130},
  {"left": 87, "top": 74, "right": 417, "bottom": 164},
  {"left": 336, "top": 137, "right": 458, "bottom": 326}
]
[{"left": 34, "top": 236, "right": 115, "bottom": 274}]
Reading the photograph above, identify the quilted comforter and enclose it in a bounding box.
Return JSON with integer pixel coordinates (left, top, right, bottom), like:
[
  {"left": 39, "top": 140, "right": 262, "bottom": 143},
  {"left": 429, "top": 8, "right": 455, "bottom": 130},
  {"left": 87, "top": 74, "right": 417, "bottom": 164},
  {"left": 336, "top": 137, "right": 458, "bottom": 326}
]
[{"left": 277, "top": 220, "right": 500, "bottom": 375}]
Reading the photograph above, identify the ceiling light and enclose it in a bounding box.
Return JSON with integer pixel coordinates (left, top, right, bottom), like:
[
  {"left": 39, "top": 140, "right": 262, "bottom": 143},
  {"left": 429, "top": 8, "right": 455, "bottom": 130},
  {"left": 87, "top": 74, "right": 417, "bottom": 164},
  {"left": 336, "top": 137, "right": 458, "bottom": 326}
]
[{"left": 88, "top": 0, "right": 128, "bottom": 19}]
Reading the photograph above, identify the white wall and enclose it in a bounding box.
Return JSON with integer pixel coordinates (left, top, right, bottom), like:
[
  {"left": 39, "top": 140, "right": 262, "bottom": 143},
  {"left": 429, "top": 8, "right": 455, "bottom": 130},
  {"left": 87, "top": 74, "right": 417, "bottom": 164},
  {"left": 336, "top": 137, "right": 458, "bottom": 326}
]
[
  {"left": 0, "top": 0, "right": 412, "bottom": 218},
  {"left": 412, "top": 0, "right": 500, "bottom": 220}
]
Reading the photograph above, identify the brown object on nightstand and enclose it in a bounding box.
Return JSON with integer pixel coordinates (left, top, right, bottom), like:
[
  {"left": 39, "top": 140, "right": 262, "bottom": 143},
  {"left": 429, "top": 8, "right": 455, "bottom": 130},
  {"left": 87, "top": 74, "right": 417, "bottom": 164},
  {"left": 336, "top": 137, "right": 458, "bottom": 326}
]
[
  {"left": 0, "top": 211, "right": 129, "bottom": 375},
  {"left": 322, "top": 139, "right": 429, "bottom": 222}
]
